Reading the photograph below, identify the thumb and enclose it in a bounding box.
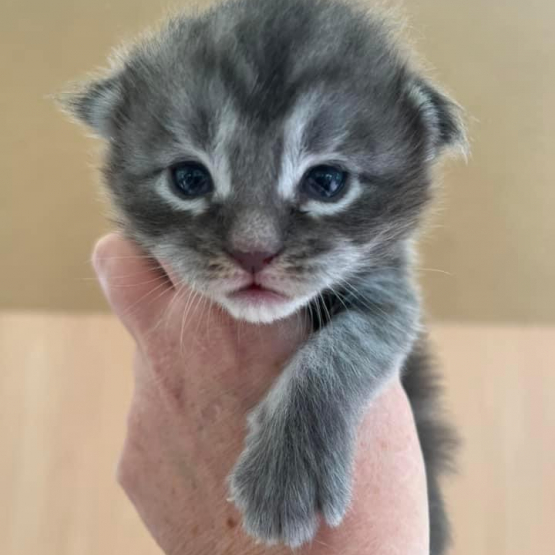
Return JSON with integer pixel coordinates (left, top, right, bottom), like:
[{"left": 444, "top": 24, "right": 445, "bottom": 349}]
[{"left": 92, "top": 234, "right": 175, "bottom": 339}]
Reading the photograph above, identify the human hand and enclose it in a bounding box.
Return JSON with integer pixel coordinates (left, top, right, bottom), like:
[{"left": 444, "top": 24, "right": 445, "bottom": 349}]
[{"left": 93, "top": 233, "right": 429, "bottom": 555}]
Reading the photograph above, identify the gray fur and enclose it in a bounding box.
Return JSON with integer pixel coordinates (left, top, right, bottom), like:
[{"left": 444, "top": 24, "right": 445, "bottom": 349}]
[
  {"left": 229, "top": 269, "right": 420, "bottom": 545},
  {"left": 60, "top": 0, "right": 464, "bottom": 551}
]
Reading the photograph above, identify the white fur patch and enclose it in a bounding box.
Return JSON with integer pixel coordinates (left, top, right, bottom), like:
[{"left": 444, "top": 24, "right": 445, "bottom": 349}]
[
  {"left": 211, "top": 105, "right": 237, "bottom": 200},
  {"left": 277, "top": 93, "right": 321, "bottom": 200},
  {"left": 219, "top": 293, "right": 313, "bottom": 324},
  {"left": 303, "top": 177, "right": 362, "bottom": 217},
  {"left": 155, "top": 174, "right": 209, "bottom": 215}
]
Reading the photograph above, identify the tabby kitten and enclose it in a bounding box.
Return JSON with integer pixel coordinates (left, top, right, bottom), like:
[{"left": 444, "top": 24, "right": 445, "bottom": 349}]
[{"left": 60, "top": 0, "right": 465, "bottom": 551}]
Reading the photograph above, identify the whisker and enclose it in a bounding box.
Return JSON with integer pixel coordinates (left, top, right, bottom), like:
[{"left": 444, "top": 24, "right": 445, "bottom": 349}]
[
  {"left": 417, "top": 267, "right": 453, "bottom": 276},
  {"left": 328, "top": 286, "right": 350, "bottom": 313},
  {"left": 319, "top": 292, "right": 333, "bottom": 328},
  {"left": 194, "top": 293, "right": 210, "bottom": 335},
  {"left": 184, "top": 291, "right": 208, "bottom": 352},
  {"left": 358, "top": 264, "right": 454, "bottom": 277},
  {"left": 80, "top": 266, "right": 166, "bottom": 281},
  {"left": 180, "top": 289, "right": 200, "bottom": 355},
  {"left": 119, "top": 280, "right": 170, "bottom": 320},
  {"left": 147, "top": 283, "right": 188, "bottom": 338},
  {"left": 204, "top": 293, "right": 215, "bottom": 337},
  {"left": 314, "top": 294, "right": 323, "bottom": 331},
  {"left": 335, "top": 278, "right": 410, "bottom": 336},
  {"left": 87, "top": 254, "right": 162, "bottom": 261},
  {"left": 82, "top": 274, "right": 170, "bottom": 289}
]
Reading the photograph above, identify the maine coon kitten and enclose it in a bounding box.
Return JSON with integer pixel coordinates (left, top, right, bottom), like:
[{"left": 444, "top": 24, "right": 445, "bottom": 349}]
[{"left": 60, "top": 0, "right": 465, "bottom": 551}]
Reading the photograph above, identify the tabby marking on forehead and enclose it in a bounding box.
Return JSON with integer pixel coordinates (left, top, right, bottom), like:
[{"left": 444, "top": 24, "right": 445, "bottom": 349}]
[
  {"left": 277, "top": 93, "right": 361, "bottom": 214},
  {"left": 277, "top": 93, "right": 321, "bottom": 200},
  {"left": 211, "top": 104, "right": 238, "bottom": 200}
]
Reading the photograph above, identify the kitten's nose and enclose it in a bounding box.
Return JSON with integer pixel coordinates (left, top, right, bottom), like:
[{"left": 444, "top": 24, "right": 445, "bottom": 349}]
[{"left": 229, "top": 250, "right": 278, "bottom": 274}]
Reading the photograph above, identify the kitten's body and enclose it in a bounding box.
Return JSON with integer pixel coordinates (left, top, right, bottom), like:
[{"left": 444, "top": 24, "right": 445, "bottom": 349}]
[{"left": 61, "top": 0, "right": 463, "bottom": 552}]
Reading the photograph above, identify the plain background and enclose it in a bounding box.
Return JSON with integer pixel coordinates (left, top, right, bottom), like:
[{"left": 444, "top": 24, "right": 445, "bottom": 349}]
[{"left": 2, "top": 0, "right": 555, "bottom": 322}]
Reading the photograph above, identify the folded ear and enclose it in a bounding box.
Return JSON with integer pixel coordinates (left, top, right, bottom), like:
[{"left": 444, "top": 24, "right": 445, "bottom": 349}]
[
  {"left": 56, "top": 70, "right": 123, "bottom": 139},
  {"left": 407, "top": 76, "right": 468, "bottom": 161}
]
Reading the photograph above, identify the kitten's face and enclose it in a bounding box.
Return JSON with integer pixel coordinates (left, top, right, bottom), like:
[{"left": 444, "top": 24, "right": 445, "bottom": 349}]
[{"left": 62, "top": 0, "right": 465, "bottom": 323}]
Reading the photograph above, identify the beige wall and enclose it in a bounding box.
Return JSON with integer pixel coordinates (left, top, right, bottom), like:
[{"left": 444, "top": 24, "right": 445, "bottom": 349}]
[{"left": 2, "top": 0, "right": 554, "bottom": 322}]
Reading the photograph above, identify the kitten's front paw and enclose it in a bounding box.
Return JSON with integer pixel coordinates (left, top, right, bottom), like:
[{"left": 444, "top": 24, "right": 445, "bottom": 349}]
[{"left": 228, "top": 402, "right": 353, "bottom": 547}]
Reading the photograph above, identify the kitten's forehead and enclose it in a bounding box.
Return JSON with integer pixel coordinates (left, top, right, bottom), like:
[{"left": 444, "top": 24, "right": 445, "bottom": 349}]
[{"left": 125, "top": 0, "right": 400, "bottom": 163}]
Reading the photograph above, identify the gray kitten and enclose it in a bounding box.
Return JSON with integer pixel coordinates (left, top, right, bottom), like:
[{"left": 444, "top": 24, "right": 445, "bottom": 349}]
[{"left": 61, "top": 0, "right": 464, "bottom": 551}]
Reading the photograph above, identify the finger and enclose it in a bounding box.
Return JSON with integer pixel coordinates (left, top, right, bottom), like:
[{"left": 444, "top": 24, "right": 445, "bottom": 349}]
[
  {"left": 317, "top": 380, "right": 429, "bottom": 553},
  {"left": 92, "top": 234, "right": 176, "bottom": 338}
]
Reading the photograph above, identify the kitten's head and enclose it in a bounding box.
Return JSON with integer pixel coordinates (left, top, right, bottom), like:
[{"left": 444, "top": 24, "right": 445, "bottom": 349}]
[{"left": 61, "top": 0, "right": 466, "bottom": 323}]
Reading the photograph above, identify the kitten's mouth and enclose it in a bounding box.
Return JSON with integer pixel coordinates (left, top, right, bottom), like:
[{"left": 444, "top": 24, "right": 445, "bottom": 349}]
[
  {"left": 219, "top": 278, "right": 308, "bottom": 323},
  {"left": 228, "top": 283, "right": 289, "bottom": 305}
]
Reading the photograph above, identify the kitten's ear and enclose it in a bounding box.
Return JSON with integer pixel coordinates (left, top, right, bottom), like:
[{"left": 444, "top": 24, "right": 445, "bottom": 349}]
[
  {"left": 407, "top": 76, "right": 468, "bottom": 160},
  {"left": 56, "top": 70, "right": 123, "bottom": 139}
]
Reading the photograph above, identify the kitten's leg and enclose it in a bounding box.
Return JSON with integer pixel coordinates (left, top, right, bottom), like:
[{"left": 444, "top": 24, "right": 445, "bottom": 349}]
[{"left": 229, "top": 275, "right": 420, "bottom": 547}]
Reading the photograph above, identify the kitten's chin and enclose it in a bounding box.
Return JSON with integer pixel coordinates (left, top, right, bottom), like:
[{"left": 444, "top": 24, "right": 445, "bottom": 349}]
[{"left": 218, "top": 295, "right": 309, "bottom": 324}]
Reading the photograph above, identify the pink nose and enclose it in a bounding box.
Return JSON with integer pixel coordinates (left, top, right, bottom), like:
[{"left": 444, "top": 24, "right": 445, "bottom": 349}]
[{"left": 229, "top": 250, "right": 278, "bottom": 273}]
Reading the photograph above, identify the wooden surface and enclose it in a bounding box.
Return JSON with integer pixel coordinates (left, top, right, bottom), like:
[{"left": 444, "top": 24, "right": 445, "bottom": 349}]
[{"left": 1, "top": 313, "right": 553, "bottom": 555}]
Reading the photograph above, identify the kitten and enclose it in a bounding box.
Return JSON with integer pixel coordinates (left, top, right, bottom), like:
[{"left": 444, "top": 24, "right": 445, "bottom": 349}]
[{"left": 60, "top": 0, "right": 464, "bottom": 551}]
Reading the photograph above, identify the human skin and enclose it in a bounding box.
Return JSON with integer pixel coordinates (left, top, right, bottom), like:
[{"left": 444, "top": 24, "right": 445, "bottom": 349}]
[{"left": 93, "top": 233, "right": 429, "bottom": 555}]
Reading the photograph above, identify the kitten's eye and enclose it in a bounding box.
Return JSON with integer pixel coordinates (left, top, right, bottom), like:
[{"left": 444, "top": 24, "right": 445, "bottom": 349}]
[
  {"left": 170, "top": 162, "right": 213, "bottom": 197},
  {"left": 301, "top": 165, "right": 348, "bottom": 201}
]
